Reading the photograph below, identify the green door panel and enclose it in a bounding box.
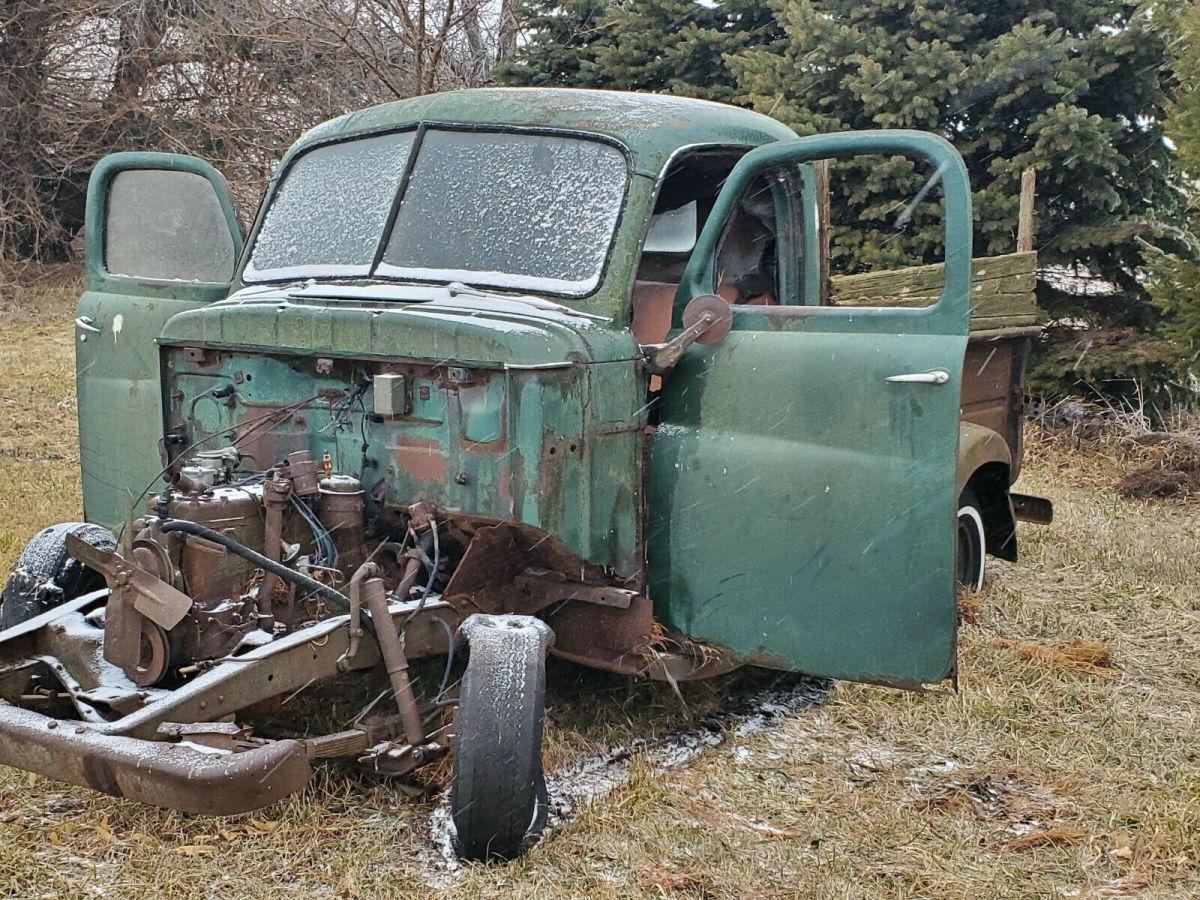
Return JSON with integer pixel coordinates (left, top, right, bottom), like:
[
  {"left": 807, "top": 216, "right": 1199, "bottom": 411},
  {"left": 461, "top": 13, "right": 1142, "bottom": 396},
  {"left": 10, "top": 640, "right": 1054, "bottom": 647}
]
[
  {"left": 648, "top": 328, "right": 965, "bottom": 684},
  {"left": 77, "top": 153, "right": 243, "bottom": 528},
  {"left": 648, "top": 131, "right": 971, "bottom": 686}
]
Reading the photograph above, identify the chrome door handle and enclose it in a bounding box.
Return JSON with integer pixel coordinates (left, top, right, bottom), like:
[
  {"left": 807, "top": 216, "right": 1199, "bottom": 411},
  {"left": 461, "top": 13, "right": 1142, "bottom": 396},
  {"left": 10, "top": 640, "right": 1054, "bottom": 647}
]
[
  {"left": 75, "top": 315, "right": 101, "bottom": 333},
  {"left": 886, "top": 370, "right": 949, "bottom": 385}
]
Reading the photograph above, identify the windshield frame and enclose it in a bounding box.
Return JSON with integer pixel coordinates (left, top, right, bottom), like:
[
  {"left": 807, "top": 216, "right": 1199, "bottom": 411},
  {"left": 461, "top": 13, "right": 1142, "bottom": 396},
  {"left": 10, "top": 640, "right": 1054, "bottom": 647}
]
[{"left": 242, "top": 123, "right": 633, "bottom": 299}]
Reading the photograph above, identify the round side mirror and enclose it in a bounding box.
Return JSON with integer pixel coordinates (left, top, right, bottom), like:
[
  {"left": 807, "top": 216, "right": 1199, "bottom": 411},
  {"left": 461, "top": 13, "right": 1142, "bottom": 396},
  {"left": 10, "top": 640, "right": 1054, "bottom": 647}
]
[{"left": 682, "top": 293, "right": 733, "bottom": 345}]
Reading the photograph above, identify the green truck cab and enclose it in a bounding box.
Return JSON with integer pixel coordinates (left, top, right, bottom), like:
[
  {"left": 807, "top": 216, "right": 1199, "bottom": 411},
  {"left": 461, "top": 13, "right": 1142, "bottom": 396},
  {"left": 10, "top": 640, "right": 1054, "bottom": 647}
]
[{"left": 1, "top": 89, "right": 1048, "bottom": 859}]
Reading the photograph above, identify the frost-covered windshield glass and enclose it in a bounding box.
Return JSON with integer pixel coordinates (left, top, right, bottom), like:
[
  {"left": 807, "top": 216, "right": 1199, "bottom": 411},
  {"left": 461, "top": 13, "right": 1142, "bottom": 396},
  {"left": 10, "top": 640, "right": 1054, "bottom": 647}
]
[
  {"left": 377, "top": 131, "right": 627, "bottom": 294},
  {"left": 246, "top": 132, "right": 416, "bottom": 279},
  {"left": 245, "top": 129, "right": 628, "bottom": 295}
]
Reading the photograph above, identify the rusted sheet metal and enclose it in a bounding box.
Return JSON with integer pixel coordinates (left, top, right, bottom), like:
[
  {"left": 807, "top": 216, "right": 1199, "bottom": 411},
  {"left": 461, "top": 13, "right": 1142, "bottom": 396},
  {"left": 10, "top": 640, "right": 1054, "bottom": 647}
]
[
  {"left": 0, "top": 705, "right": 311, "bottom": 815},
  {"left": 544, "top": 592, "right": 656, "bottom": 676},
  {"left": 442, "top": 520, "right": 654, "bottom": 672},
  {"left": 441, "top": 518, "right": 615, "bottom": 615},
  {"left": 441, "top": 518, "right": 738, "bottom": 678},
  {"left": 512, "top": 573, "right": 638, "bottom": 610}
]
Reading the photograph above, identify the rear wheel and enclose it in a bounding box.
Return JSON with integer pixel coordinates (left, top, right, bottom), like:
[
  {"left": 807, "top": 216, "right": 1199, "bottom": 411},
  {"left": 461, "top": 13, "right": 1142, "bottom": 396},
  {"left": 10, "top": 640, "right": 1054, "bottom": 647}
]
[
  {"left": 1, "top": 523, "right": 116, "bottom": 629},
  {"left": 956, "top": 489, "right": 986, "bottom": 593},
  {"left": 450, "top": 613, "right": 554, "bottom": 861}
]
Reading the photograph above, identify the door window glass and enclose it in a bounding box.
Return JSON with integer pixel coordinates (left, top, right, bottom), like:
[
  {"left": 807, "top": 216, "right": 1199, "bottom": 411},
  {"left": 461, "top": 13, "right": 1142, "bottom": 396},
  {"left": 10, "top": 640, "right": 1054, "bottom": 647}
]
[
  {"left": 105, "top": 170, "right": 236, "bottom": 283},
  {"left": 714, "top": 166, "right": 803, "bottom": 306}
]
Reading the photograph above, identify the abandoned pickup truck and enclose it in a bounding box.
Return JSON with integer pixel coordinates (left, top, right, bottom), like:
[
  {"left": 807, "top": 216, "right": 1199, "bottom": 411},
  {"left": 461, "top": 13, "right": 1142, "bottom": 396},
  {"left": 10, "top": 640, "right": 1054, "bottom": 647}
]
[{"left": 0, "top": 88, "right": 1050, "bottom": 859}]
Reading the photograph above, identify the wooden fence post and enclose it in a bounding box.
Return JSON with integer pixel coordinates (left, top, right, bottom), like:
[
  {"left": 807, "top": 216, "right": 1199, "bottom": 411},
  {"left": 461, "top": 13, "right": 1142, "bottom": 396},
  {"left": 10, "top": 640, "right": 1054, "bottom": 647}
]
[{"left": 1017, "top": 166, "right": 1036, "bottom": 253}]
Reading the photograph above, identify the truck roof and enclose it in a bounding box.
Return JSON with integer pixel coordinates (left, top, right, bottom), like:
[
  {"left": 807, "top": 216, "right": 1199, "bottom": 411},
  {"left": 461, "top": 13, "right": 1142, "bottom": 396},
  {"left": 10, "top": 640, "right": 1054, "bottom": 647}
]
[{"left": 290, "top": 87, "right": 798, "bottom": 177}]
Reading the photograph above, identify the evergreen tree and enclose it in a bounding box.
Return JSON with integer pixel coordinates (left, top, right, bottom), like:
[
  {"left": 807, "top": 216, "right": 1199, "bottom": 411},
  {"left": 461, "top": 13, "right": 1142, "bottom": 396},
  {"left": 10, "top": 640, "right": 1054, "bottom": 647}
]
[
  {"left": 505, "top": 0, "right": 1183, "bottom": 333},
  {"left": 501, "top": 0, "right": 780, "bottom": 101},
  {"left": 1146, "top": 0, "right": 1200, "bottom": 366},
  {"left": 729, "top": 1, "right": 1182, "bottom": 329},
  {"left": 503, "top": 1, "right": 1194, "bottom": 398},
  {"left": 500, "top": 0, "right": 615, "bottom": 88},
  {"left": 1166, "top": 0, "right": 1200, "bottom": 173}
]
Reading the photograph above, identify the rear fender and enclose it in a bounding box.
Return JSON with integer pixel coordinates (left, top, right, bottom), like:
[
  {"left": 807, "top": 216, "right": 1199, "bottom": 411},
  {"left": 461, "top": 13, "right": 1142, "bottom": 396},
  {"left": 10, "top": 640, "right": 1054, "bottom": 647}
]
[{"left": 956, "top": 422, "right": 1017, "bottom": 562}]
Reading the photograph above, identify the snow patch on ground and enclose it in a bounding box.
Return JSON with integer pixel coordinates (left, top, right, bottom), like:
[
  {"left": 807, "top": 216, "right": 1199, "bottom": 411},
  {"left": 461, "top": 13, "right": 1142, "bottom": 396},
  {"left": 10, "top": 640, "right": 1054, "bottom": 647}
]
[{"left": 417, "top": 674, "right": 830, "bottom": 888}]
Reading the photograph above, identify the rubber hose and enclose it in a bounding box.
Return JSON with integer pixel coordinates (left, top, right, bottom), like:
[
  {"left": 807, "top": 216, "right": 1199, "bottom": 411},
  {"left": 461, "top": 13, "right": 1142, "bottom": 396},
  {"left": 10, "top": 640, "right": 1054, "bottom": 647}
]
[{"left": 158, "top": 519, "right": 375, "bottom": 636}]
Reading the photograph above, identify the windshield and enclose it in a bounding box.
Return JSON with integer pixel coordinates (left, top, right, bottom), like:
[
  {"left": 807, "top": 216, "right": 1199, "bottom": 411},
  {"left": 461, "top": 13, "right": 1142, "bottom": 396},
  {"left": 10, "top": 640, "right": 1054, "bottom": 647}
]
[
  {"left": 245, "top": 129, "right": 628, "bottom": 295},
  {"left": 247, "top": 132, "right": 416, "bottom": 279}
]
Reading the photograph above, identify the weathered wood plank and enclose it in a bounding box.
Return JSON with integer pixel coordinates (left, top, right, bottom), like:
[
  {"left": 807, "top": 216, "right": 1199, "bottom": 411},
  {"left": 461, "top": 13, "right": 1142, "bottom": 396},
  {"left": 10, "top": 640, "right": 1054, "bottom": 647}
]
[
  {"left": 831, "top": 251, "right": 1037, "bottom": 302},
  {"left": 969, "top": 251, "right": 1038, "bottom": 279},
  {"left": 969, "top": 313, "right": 1042, "bottom": 330},
  {"left": 827, "top": 251, "right": 1041, "bottom": 331},
  {"left": 834, "top": 281, "right": 1036, "bottom": 311}
]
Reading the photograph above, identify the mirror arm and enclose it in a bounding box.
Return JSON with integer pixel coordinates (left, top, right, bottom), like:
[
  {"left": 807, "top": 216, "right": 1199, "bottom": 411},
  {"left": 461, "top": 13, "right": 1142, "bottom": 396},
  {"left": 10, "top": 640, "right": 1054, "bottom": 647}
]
[
  {"left": 640, "top": 313, "right": 717, "bottom": 375},
  {"left": 639, "top": 294, "right": 734, "bottom": 376}
]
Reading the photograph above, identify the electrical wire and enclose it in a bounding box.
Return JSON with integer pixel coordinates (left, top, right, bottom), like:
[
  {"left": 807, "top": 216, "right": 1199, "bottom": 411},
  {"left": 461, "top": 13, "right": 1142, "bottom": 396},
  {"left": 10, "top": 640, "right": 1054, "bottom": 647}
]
[
  {"left": 157, "top": 519, "right": 375, "bottom": 637},
  {"left": 119, "top": 394, "right": 321, "bottom": 542},
  {"left": 290, "top": 494, "right": 337, "bottom": 568},
  {"left": 320, "top": 380, "right": 369, "bottom": 434}
]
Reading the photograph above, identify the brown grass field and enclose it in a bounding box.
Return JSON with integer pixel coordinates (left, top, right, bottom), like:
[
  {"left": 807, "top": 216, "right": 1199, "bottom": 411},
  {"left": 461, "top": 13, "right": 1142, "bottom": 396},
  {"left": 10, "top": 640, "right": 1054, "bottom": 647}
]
[{"left": 0, "top": 270, "right": 1198, "bottom": 898}]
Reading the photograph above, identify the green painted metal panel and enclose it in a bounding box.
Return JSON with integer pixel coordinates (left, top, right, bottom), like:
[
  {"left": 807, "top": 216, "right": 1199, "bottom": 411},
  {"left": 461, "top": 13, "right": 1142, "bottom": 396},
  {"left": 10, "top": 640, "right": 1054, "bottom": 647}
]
[
  {"left": 648, "top": 130, "right": 971, "bottom": 684},
  {"left": 78, "top": 153, "right": 243, "bottom": 529},
  {"left": 291, "top": 89, "right": 796, "bottom": 181},
  {"left": 159, "top": 293, "right": 647, "bottom": 575},
  {"left": 798, "top": 162, "right": 823, "bottom": 305},
  {"left": 71, "top": 95, "right": 980, "bottom": 687},
  {"left": 159, "top": 291, "right": 638, "bottom": 367}
]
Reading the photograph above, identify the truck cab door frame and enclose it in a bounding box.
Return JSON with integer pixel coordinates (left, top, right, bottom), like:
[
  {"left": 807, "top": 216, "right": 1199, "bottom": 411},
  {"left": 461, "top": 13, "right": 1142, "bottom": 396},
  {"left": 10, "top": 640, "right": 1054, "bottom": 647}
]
[
  {"left": 647, "top": 130, "right": 971, "bottom": 687},
  {"left": 77, "top": 153, "right": 243, "bottom": 528}
]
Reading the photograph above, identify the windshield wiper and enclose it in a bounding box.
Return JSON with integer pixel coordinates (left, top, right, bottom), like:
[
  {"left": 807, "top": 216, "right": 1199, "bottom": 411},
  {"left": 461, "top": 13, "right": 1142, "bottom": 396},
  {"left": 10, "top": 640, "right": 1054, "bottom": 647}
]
[
  {"left": 444, "top": 282, "right": 612, "bottom": 323},
  {"left": 284, "top": 281, "right": 437, "bottom": 303}
]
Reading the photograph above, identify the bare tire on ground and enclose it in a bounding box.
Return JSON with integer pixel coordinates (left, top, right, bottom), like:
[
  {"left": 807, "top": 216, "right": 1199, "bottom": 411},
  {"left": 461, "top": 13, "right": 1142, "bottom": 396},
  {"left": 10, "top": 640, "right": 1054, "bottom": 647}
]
[
  {"left": 451, "top": 613, "right": 555, "bottom": 861},
  {"left": 956, "top": 488, "right": 986, "bottom": 593},
  {"left": 1, "top": 522, "right": 116, "bottom": 629}
]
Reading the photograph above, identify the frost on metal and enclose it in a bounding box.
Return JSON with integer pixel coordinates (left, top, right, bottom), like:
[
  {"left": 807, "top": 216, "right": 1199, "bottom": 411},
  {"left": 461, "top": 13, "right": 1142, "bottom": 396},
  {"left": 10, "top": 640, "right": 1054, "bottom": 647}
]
[
  {"left": 457, "top": 613, "right": 555, "bottom": 675},
  {"left": 247, "top": 128, "right": 626, "bottom": 295}
]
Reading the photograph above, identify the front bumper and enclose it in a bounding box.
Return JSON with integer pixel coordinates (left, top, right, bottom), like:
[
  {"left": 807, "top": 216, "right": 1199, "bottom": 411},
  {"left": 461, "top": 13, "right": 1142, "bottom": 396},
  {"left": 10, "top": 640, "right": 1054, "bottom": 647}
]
[{"left": 0, "top": 704, "right": 311, "bottom": 815}]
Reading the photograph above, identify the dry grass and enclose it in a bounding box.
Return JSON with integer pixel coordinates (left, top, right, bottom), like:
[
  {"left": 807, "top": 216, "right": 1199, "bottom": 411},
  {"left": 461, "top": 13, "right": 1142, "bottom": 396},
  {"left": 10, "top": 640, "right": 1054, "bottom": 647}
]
[
  {"left": 997, "top": 638, "right": 1118, "bottom": 676},
  {"left": 0, "top": 278, "right": 1199, "bottom": 897},
  {"left": 1003, "top": 826, "right": 1090, "bottom": 852}
]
